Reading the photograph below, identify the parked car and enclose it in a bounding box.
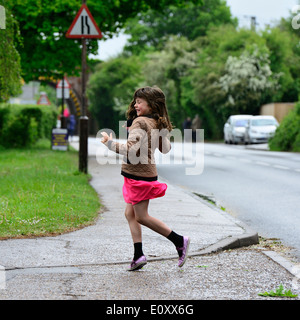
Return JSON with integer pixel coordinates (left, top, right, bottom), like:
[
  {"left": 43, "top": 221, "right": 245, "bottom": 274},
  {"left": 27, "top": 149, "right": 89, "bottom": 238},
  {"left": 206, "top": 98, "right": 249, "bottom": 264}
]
[
  {"left": 244, "top": 115, "right": 279, "bottom": 144},
  {"left": 224, "top": 115, "right": 253, "bottom": 144}
]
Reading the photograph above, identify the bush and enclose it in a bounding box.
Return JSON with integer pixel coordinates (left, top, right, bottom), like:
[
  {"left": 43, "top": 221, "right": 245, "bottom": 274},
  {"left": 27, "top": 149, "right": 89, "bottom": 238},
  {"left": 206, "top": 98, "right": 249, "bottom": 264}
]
[
  {"left": 0, "top": 103, "right": 57, "bottom": 148},
  {"left": 269, "top": 102, "right": 300, "bottom": 152},
  {"left": 292, "top": 131, "right": 300, "bottom": 152}
]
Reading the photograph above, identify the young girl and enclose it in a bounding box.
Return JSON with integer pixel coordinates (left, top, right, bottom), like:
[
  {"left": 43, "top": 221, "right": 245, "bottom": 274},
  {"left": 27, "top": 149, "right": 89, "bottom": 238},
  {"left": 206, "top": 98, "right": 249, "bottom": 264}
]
[{"left": 101, "top": 86, "right": 190, "bottom": 271}]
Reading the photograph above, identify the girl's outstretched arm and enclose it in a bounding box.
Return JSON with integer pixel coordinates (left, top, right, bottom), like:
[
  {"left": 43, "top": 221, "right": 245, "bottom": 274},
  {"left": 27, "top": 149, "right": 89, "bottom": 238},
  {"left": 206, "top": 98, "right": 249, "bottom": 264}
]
[
  {"left": 100, "top": 132, "right": 112, "bottom": 144},
  {"left": 100, "top": 118, "right": 147, "bottom": 159}
]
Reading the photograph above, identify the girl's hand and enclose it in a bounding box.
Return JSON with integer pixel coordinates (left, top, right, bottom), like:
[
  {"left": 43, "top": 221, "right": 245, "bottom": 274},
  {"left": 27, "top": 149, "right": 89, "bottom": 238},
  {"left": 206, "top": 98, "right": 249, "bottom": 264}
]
[{"left": 100, "top": 132, "right": 113, "bottom": 144}]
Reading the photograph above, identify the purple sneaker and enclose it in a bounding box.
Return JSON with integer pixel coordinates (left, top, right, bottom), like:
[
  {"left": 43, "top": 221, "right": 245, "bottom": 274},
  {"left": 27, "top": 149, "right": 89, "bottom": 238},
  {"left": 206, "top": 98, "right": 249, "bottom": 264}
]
[
  {"left": 176, "top": 236, "right": 190, "bottom": 267},
  {"left": 128, "top": 255, "right": 147, "bottom": 271}
]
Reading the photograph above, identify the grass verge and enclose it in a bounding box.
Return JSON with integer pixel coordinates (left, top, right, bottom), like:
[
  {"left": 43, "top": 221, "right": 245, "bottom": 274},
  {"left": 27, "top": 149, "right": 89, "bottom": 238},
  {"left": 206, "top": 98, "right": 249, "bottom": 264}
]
[{"left": 0, "top": 139, "right": 101, "bottom": 238}]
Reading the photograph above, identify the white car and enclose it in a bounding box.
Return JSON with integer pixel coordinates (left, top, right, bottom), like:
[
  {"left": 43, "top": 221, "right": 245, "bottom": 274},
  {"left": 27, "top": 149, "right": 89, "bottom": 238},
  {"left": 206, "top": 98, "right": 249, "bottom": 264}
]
[
  {"left": 224, "top": 115, "right": 253, "bottom": 144},
  {"left": 244, "top": 115, "right": 279, "bottom": 144}
]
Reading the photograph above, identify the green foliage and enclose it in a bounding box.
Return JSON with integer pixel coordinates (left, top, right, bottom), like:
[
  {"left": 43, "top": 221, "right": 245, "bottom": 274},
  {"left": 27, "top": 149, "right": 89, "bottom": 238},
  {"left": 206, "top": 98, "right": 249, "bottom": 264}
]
[
  {"left": 87, "top": 1, "right": 300, "bottom": 140},
  {"left": 219, "top": 44, "right": 281, "bottom": 115},
  {"left": 0, "top": 103, "right": 57, "bottom": 148},
  {"left": 6, "top": 0, "right": 203, "bottom": 81},
  {"left": 142, "top": 36, "right": 199, "bottom": 128},
  {"left": 258, "top": 284, "right": 298, "bottom": 298},
  {"left": 269, "top": 103, "right": 300, "bottom": 152},
  {"left": 0, "top": 1, "right": 22, "bottom": 101},
  {"left": 124, "top": 0, "right": 237, "bottom": 54},
  {"left": 261, "top": 26, "right": 300, "bottom": 102},
  {"left": 189, "top": 26, "right": 271, "bottom": 138},
  {"left": 87, "top": 55, "right": 144, "bottom": 132},
  {"left": 293, "top": 131, "right": 300, "bottom": 152}
]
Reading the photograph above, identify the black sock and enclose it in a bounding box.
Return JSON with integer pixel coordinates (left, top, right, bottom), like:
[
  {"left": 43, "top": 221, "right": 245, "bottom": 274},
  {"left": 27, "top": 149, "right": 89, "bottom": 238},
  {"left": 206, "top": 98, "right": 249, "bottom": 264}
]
[
  {"left": 133, "top": 242, "right": 144, "bottom": 260},
  {"left": 167, "top": 231, "right": 184, "bottom": 248}
]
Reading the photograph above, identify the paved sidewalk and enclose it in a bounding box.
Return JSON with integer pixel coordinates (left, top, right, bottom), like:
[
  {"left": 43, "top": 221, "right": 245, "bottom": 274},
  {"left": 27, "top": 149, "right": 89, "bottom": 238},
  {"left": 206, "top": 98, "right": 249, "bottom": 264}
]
[
  {"left": 0, "top": 138, "right": 299, "bottom": 300},
  {"left": 0, "top": 157, "right": 256, "bottom": 269}
]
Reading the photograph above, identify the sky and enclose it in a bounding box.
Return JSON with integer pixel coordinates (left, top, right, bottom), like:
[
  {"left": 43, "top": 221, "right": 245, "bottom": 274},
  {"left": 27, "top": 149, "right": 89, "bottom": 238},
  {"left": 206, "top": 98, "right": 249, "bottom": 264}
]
[{"left": 90, "top": 0, "right": 299, "bottom": 61}]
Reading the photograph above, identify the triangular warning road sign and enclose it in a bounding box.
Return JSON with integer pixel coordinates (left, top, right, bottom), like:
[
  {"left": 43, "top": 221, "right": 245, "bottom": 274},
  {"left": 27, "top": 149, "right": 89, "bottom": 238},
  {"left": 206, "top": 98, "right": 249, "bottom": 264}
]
[
  {"left": 56, "top": 77, "right": 71, "bottom": 89},
  {"left": 66, "top": 4, "right": 103, "bottom": 39},
  {"left": 37, "top": 93, "right": 51, "bottom": 105}
]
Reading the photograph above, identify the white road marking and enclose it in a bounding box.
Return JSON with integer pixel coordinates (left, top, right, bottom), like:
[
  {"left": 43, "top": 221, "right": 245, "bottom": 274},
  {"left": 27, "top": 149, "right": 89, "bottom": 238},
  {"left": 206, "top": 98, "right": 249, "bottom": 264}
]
[
  {"left": 273, "top": 165, "right": 290, "bottom": 170},
  {"left": 255, "top": 161, "right": 270, "bottom": 166}
]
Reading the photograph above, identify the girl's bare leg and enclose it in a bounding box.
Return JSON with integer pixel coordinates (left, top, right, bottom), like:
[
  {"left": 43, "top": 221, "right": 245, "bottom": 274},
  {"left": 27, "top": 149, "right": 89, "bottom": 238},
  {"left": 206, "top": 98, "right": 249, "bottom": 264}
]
[
  {"left": 124, "top": 203, "right": 142, "bottom": 243},
  {"left": 133, "top": 200, "right": 171, "bottom": 237},
  {"left": 129, "top": 200, "right": 189, "bottom": 268}
]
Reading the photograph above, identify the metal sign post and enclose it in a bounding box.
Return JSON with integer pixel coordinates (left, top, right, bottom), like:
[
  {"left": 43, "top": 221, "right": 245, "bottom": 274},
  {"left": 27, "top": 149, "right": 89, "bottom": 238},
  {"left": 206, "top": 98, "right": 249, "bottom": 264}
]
[
  {"left": 66, "top": 0, "right": 102, "bottom": 173},
  {"left": 61, "top": 77, "right": 67, "bottom": 129},
  {"left": 56, "top": 77, "right": 71, "bottom": 129},
  {"left": 79, "top": 37, "right": 88, "bottom": 173}
]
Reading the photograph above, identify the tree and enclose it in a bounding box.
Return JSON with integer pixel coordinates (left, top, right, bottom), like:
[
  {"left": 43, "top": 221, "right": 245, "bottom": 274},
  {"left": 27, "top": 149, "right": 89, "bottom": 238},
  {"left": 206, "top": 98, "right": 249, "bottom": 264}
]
[
  {"left": 87, "top": 55, "right": 144, "bottom": 133},
  {"left": 219, "top": 44, "right": 281, "bottom": 115},
  {"left": 124, "top": 0, "right": 237, "bottom": 55},
  {"left": 188, "top": 25, "right": 271, "bottom": 138},
  {"left": 0, "top": 1, "right": 22, "bottom": 102},
  {"left": 142, "top": 37, "right": 199, "bottom": 128},
  {"left": 6, "top": 0, "right": 203, "bottom": 82},
  {"left": 262, "top": 24, "right": 300, "bottom": 102},
  {"left": 88, "top": 1, "right": 300, "bottom": 141}
]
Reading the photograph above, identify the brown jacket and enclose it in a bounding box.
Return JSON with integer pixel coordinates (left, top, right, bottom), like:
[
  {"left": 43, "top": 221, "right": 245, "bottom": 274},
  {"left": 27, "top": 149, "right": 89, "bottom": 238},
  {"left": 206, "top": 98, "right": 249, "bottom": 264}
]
[{"left": 106, "top": 116, "right": 171, "bottom": 181}]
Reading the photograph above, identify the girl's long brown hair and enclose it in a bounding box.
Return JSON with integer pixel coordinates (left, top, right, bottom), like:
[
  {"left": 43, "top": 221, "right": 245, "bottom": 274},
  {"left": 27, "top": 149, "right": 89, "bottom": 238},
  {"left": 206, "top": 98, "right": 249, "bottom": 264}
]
[{"left": 127, "top": 86, "right": 173, "bottom": 131}]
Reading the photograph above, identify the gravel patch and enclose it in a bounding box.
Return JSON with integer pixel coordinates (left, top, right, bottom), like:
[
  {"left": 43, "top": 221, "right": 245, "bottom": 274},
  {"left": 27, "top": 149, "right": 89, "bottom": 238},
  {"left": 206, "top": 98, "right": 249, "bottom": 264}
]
[{"left": 1, "top": 248, "right": 299, "bottom": 300}]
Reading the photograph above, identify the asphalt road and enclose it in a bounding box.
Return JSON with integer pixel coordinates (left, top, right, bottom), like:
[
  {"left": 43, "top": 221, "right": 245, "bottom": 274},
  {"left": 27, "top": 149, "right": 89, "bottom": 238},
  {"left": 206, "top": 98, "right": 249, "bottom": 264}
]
[{"left": 157, "top": 142, "right": 300, "bottom": 261}]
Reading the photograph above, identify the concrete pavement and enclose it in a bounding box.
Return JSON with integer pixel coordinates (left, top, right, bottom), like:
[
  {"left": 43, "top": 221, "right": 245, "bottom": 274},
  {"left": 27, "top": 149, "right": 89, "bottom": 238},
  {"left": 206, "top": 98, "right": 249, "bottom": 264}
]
[{"left": 0, "top": 138, "right": 299, "bottom": 300}]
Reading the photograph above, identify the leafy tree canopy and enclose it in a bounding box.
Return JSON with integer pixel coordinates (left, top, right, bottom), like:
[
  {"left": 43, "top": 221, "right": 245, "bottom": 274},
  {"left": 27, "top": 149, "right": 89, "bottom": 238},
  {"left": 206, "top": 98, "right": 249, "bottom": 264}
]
[
  {"left": 123, "top": 0, "right": 237, "bottom": 54},
  {"left": 219, "top": 44, "right": 281, "bottom": 115},
  {"left": 263, "top": 17, "right": 300, "bottom": 102},
  {"left": 87, "top": 1, "right": 300, "bottom": 139},
  {"left": 6, "top": 0, "right": 203, "bottom": 81},
  {"left": 87, "top": 54, "right": 144, "bottom": 133},
  {"left": 0, "top": 1, "right": 22, "bottom": 102}
]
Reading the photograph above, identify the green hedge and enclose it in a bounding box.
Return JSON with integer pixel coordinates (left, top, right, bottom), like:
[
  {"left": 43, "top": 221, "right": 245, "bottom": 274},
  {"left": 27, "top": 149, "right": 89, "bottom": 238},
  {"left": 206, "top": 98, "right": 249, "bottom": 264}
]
[
  {"left": 0, "top": 103, "right": 57, "bottom": 148},
  {"left": 269, "top": 102, "right": 300, "bottom": 152}
]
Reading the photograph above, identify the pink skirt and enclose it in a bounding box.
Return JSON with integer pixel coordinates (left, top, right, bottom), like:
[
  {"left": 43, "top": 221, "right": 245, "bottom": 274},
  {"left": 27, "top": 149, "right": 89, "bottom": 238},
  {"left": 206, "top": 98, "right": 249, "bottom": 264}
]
[{"left": 122, "top": 177, "right": 167, "bottom": 206}]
